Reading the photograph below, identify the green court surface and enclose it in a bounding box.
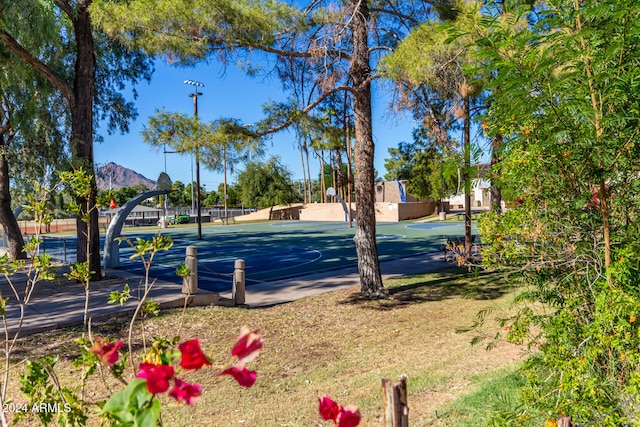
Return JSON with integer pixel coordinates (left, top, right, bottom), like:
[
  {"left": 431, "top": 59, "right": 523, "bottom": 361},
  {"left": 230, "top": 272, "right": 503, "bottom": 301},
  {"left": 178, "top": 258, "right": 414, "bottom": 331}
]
[{"left": 115, "top": 220, "right": 476, "bottom": 293}]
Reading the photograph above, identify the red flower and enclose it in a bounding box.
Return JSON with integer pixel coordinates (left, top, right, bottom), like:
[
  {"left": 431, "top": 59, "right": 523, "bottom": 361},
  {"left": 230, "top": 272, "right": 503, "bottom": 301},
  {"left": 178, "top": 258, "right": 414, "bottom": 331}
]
[
  {"left": 178, "top": 339, "right": 212, "bottom": 370},
  {"left": 231, "top": 326, "right": 263, "bottom": 364},
  {"left": 319, "top": 395, "right": 341, "bottom": 422},
  {"left": 137, "top": 363, "right": 175, "bottom": 394},
  {"left": 217, "top": 364, "right": 257, "bottom": 388},
  {"left": 90, "top": 337, "right": 123, "bottom": 366},
  {"left": 169, "top": 378, "right": 203, "bottom": 405},
  {"left": 337, "top": 405, "right": 361, "bottom": 427}
]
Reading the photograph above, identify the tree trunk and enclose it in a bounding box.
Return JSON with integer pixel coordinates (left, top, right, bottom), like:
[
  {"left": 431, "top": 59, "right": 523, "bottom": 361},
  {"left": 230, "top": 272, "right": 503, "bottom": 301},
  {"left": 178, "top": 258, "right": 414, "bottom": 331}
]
[
  {"left": 346, "top": 125, "right": 354, "bottom": 228},
  {"left": 490, "top": 134, "right": 503, "bottom": 213},
  {"left": 0, "top": 1, "right": 101, "bottom": 278},
  {"left": 305, "top": 138, "right": 313, "bottom": 202},
  {"left": 299, "top": 142, "right": 307, "bottom": 204},
  {"left": 0, "top": 155, "right": 25, "bottom": 260},
  {"left": 350, "top": 0, "right": 386, "bottom": 297},
  {"left": 463, "top": 96, "right": 472, "bottom": 262},
  {"left": 320, "top": 150, "right": 326, "bottom": 202},
  {"left": 72, "top": 1, "right": 102, "bottom": 280},
  {"left": 335, "top": 147, "right": 344, "bottom": 199}
]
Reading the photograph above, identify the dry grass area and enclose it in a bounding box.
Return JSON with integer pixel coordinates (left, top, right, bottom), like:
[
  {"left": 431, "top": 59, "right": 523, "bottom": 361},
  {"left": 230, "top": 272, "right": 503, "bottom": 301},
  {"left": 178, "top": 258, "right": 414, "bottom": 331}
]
[{"left": 7, "top": 267, "right": 526, "bottom": 426}]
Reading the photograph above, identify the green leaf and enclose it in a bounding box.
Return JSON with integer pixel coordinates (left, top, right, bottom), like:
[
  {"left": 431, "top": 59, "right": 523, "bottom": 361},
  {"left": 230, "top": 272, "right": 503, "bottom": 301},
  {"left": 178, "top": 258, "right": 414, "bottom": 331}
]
[
  {"left": 0, "top": 297, "right": 7, "bottom": 317},
  {"left": 134, "top": 399, "right": 161, "bottom": 427},
  {"left": 102, "top": 379, "right": 155, "bottom": 424},
  {"left": 142, "top": 299, "right": 160, "bottom": 317},
  {"left": 108, "top": 284, "right": 131, "bottom": 306},
  {"left": 176, "top": 263, "right": 190, "bottom": 278}
]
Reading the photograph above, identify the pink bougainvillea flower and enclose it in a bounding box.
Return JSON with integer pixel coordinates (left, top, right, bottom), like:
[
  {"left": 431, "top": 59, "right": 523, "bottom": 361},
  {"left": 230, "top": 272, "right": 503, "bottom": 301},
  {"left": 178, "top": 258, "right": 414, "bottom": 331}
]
[
  {"left": 231, "top": 326, "right": 263, "bottom": 364},
  {"left": 337, "top": 405, "right": 361, "bottom": 427},
  {"left": 137, "top": 362, "right": 175, "bottom": 394},
  {"left": 318, "top": 395, "right": 341, "bottom": 422},
  {"left": 169, "top": 378, "right": 203, "bottom": 405},
  {"left": 178, "top": 339, "right": 212, "bottom": 370},
  {"left": 217, "top": 364, "right": 257, "bottom": 388},
  {"left": 90, "top": 337, "right": 123, "bottom": 366}
]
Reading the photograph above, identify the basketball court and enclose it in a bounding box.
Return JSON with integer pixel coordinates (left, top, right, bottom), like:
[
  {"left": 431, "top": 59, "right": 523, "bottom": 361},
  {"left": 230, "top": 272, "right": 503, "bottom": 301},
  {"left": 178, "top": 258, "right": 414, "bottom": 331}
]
[{"left": 39, "top": 220, "right": 477, "bottom": 293}]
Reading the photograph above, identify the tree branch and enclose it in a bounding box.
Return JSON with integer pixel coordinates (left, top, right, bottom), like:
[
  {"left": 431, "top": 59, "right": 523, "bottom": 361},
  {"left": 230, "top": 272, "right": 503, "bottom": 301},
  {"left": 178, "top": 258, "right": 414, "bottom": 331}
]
[
  {"left": 0, "top": 31, "right": 75, "bottom": 108},
  {"left": 369, "top": 7, "right": 420, "bottom": 26},
  {"left": 258, "top": 85, "right": 356, "bottom": 137},
  {"left": 204, "top": 36, "right": 353, "bottom": 61},
  {"left": 53, "top": 0, "right": 75, "bottom": 24}
]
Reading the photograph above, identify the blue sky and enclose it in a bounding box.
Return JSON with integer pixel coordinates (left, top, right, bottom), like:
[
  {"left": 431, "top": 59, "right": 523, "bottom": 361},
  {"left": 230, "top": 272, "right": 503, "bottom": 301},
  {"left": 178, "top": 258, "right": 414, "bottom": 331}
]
[{"left": 94, "top": 59, "right": 417, "bottom": 192}]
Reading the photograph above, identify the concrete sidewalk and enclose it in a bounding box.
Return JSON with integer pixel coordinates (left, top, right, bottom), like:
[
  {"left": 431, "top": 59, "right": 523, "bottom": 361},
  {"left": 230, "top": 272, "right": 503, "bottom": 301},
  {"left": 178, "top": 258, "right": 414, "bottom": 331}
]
[{"left": 2, "top": 251, "right": 450, "bottom": 336}]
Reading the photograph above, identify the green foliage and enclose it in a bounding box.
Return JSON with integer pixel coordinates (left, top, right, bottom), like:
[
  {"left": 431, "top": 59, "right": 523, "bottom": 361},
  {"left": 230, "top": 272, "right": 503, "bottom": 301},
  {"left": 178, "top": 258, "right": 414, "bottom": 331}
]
[
  {"left": 176, "top": 263, "right": 190, "bottom": 279},
  {"left": 141, "top": 299, "right": 160, "bottom": 318},
  {"left": 64, "top": 261, "right": 94, "bottom": 284},
  {"left": 0, "top": 252, "right": 21, "bottom": 277},
  {"left": 31, "top": 253, "right": 57, "bottom": 282},
  {"left": 237, "top": 156, "right": 301, "bottom": 209},
  {"left": 462, "top": 0, "right": 640, "bottom": 423},
  {"left": 145, "top": 336, "right": 182, "bottom": 366},
  {"left": 434, "top": 369, "right": 536, "bottom": 427},
  {"left": 477, "top": 200, "right": 640, "bottom": 424},
  {"left": 91, "top": 0, "right": 299, "bottom": 63},
  {"left": 218, "top": 183, "right": 241, "bottom": 207},
  {"left": 60, "top": 169, "right": 96, "bottom": 224},
  {"left": 17, "top": 357, "right": 88, "bottom": 427},
  {"left": 119, "top": 234, "right": 174, "bottom": 262},
  {"left": 24, "top": 181, "right": 59, "bottom": 228},
  {"left": 383, "top": 130, "right": 460, "bottom": 200},
  {"left": 101, "top": 379, "right": 161, "bottom": 427},
  {"left": 59, "top": 169, "right": 94, "bottom": 200},
  {"left": 108, "top": 284, "right": 132, "bottom": 306},
  {"left": 72, "top": 338, "right": 99, "bottom": 378}
]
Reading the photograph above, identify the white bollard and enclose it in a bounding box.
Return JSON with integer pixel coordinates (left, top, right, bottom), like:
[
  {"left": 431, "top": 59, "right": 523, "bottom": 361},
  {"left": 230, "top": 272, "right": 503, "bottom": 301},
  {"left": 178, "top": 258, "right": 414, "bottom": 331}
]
[
  {"left": 232, "top": 259, "right": 245, "bottom": 305},
  {"left": 182, "top": 246, "right": 198, "bottom": 295}
]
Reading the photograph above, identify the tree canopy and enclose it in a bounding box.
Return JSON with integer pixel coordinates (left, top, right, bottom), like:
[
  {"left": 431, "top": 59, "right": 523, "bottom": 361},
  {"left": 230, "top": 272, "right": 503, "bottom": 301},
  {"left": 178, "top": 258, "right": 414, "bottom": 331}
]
[
  {"left": 383, "top": 129, "right": 459, "bottom": 202},
  {"left": 0, "top": 0, "right": 154, "bottom": 276},
  {"left": 445, "top": 0, "right": 640, "bottom": 422},
  {"left": 92, "top": 0, "right": 453, "bottom": 296},
  {"left": 236, "top": 157, "right": 299, "bottom": 211}
]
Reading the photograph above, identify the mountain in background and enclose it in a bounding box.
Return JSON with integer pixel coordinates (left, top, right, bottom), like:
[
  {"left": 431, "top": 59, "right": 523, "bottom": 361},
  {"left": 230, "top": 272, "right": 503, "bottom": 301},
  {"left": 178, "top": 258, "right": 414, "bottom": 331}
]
[{"left": 96, "top": 162, "right": 156, "bottom": 191}]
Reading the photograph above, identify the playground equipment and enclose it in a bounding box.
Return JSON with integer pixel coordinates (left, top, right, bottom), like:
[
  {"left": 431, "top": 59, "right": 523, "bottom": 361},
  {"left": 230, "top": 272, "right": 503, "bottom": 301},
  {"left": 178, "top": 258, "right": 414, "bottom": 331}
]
[{"left": 103, "top": 189, "right": 171, "bottom": 268}]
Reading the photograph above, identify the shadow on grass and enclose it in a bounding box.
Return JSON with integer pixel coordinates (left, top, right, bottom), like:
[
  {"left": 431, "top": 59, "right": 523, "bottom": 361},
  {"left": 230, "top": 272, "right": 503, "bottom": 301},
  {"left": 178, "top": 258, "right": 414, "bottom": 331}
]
[{"left": 339, "top": 267, "right": 508, "bottom": 311}]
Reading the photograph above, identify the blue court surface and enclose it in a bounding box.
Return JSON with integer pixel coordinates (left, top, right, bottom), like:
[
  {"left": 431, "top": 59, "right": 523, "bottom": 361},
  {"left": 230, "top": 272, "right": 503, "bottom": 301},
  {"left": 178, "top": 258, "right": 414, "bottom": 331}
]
[{"left": 41, "top": 221, "right": 477, "bottom": 293}]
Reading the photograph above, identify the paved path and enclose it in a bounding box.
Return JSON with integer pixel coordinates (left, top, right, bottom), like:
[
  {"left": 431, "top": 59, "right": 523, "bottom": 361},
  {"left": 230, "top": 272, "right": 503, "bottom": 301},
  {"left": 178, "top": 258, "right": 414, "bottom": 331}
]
[{"left": 2, "top": 251, "right": 450, "bottom": 336}]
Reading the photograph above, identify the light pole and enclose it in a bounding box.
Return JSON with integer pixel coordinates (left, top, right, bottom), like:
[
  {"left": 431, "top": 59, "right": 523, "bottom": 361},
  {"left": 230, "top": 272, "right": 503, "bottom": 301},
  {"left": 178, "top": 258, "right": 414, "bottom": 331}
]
[
  {"left": 184, "top": 79, "right": 204, "bottom": 240},
  {"left": 223, "top": 145, "right": 228, "bottom": 224}
]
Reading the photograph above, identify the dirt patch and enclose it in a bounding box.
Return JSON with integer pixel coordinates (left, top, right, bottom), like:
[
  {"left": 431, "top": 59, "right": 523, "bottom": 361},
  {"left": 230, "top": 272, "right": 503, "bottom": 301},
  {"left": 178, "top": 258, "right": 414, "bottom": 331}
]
[{"left": 5, "top": 268, "right": 525, "bottom": 426}]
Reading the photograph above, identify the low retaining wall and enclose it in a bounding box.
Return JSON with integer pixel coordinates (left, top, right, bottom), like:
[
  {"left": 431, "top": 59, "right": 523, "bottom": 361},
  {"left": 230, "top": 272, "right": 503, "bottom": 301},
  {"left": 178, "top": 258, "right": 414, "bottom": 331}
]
[
  {"left": 299, "top": 203, "right": 355, "bottom": 222},
  {"left": 299, "top": 202, "right": 438, "bottom": 222},
  {"left": 235, "top": 204, "right": 303, "bottom": 221}
]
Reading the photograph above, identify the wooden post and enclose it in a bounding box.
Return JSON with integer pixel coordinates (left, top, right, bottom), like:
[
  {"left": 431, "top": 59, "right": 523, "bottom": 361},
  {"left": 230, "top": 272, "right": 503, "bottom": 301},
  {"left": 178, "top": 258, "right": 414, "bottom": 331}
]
[
  {"left": 232, "top": 259, "right": 245, "bottom": 305},
  {"left": 382, "top": 374, "right": 408, "bottom": 427},
  {"left": 182, "top": 246, "right": 198, "bottom": 295},
  {"left": 558, "top": 416, "right": 572, "bottom": 427}
]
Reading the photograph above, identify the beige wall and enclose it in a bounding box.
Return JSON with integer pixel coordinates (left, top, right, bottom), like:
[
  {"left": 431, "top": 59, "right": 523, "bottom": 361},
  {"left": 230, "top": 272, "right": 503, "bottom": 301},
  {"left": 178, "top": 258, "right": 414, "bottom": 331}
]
[
  {"left": 399, "top": 201, "right": 439, "bottom": 219},
  {"left": 376, "top": 202, "right": 438, "bottom": 222},
  {"left": 235, "top": 204, "right": 303, "bottom": 221},
  {"left": 299, "top": 203, "right": 355, "bottom": 222},
  {"left": 299, "top": 202, "right": 437, "bottom": 222}
]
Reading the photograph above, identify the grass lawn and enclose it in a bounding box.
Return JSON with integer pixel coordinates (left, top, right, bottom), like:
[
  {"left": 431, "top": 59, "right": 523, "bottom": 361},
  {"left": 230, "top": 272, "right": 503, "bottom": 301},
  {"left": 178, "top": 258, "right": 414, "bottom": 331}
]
[{"left": 7, "top": 268, "right": 527, "bottom": 426}]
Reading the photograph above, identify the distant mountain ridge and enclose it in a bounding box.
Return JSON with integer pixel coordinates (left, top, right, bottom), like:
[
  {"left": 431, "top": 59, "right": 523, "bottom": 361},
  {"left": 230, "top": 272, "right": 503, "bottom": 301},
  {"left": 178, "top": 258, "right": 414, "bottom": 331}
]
[{"left": 96, "top": 162, "right": 156, "bottom": 191}]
